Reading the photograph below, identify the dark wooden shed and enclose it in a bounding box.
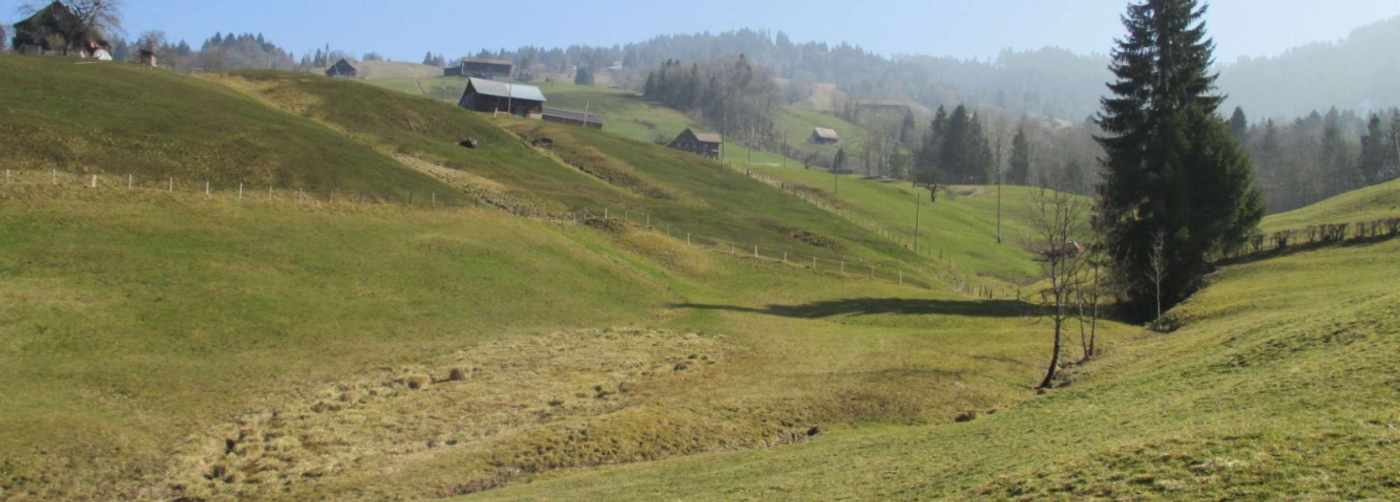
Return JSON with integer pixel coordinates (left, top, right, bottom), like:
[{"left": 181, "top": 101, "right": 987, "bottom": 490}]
[
  {"left": 325, "top": 59, "right": 359, "bottom": 78},
  {"left": 458, "top": 78, "right": 546, "bottom": 118},
  {"left": 669, "top": 128, "right": 722, "bottom": 159}
]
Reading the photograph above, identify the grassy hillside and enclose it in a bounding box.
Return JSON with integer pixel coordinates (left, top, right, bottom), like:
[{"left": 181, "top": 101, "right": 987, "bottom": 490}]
[
  {"left": 747, "top": 164, "right": 1047, "bottom": 283},
  {"left": 8, "top": 55, "right": 1395, "bottom": 501},
  {"left": 1, "top": 59, "right": 1111, "bottom": 500},
  {"left": 1262, "top": 178, "right": 1400, "bottom": 232},
  {"left": 0, "top": 55, "right": 455, "bottom": 200},
  {"left": 0, "top": 177, "right": 1120, "bottom": 501},
  {"left": 474, "top": 210, "right": 1400, "bottom": 501},
  {"left": 224, "top": 72, "right": 926, "bottom": 269}
]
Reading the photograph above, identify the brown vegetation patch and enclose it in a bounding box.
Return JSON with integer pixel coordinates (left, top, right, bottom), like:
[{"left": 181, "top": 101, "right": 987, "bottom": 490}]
[
  {"left": 153, "top": 328, "right": 733, "bottom": 501},
  {"left": 507, "top": 124, "right": 673, "bottom": 200}
]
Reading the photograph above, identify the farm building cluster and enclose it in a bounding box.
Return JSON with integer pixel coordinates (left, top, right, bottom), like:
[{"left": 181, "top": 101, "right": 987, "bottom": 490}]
[{"left": 9, "top": 1, "right": 159, "bottom": 66}]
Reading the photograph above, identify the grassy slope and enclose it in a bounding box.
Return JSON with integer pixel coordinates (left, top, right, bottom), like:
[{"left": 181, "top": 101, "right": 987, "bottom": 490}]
[
  {"left": 532, "top": 82, "right": 1045, "bottom": 284},
  {"left": 1262, "top": 178, "right": 1400, "bottom": 233},
  {"left": 475, "top": 213, "right": 1400, "bottom": 501},
  {"left": 0, "top": 61, "right": 1095, "bottom": 500},
  {"left": 751, "top": 164, "right": 1046, "bottom": 283},
  {"left": 0, "top": 55, "right": 455, "bottom": 199},
  {"left": 230, "top": 72, "right": 925, "bottom": 269}
]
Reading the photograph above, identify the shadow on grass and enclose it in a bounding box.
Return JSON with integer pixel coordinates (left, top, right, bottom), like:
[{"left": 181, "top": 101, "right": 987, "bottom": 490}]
[{"left": 670, "top": 297, "right": 1041, "bottom": 319}]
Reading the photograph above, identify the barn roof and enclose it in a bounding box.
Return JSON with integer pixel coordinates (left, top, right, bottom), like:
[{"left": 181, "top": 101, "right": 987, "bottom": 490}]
[
  {"left": 331, "top": 58, "right": 359, "bottom": 70},
  {"left": 685, "top": 129, "right": 722, "bottom": 144},
  {"left": 543, "top": 108, "right": 605, "bottom": 125},
  {"left": 467, "top": 78, "right": 547, "bottom": 103},
  {"left": 812, "top": 127, "right": 840, "bottom": 140}
]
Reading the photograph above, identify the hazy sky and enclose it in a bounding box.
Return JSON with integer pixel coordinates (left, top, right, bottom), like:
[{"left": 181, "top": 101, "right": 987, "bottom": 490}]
[{"left": 5, "top": 1, "right": 1399, "bottom": 63}]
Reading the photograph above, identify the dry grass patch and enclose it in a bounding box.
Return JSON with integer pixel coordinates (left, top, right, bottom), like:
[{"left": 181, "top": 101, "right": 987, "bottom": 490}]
[{"left": 152, "top": 328, "right": 732, "bottom": 501}]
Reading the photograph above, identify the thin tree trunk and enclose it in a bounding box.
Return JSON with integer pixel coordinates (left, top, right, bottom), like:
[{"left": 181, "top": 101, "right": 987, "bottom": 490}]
[{"left": 1039, "top": 316, "right": 1063, "bottom": 389}]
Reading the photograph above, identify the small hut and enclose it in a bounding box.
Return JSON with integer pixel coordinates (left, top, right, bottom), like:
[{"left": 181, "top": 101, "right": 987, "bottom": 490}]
[
  {"left": 325, "top": 58, "right": 359, "bottom": 78},
  {"left": 458, "top": 78, "right": 546, "bottom": 118},
  {"left": 810, "top": 127, "right": 841, "bottom": 145},
  {"left": 139, "top": 48, "right": 158, "bottom": 68},
  {"left": 669, "top": 128, "right": 722, "bottom": 159}
]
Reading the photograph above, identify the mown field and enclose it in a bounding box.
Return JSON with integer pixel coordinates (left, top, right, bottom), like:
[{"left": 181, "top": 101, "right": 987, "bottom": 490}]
[
  {"left": 0, "top": 56, "right": 1079, "bottom": 500},
  {"left": 472, "top": 201, "right": 1400, "bottom": 501},
  {"left": 4, "top": 54, "right": 1397, "bottom": 501}
]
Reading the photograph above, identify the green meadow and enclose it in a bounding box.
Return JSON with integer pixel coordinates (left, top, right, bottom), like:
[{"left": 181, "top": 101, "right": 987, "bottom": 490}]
[{"left": 1, "top": 54, "right": 1397, "bottom": 500}]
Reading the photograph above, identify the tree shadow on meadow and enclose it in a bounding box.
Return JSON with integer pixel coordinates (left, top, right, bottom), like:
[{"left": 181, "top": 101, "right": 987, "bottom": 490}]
[{"left": 670, "top": 297, "right": 1043, "bottom": 319}]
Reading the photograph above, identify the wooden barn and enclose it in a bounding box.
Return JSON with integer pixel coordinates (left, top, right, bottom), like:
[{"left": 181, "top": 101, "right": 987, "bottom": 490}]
[
  {"left": 326, "top": 59, "right": 359, "bottom": 78},
  {"left": 445, "top": 58, "right": 514, "bottom": 80},
  {"left": 669, "top": 128, "right": 722, "bottom": 159},
  {"left": 542, "top": 108, "right": 605, "bottom": 129},
  {"left": 11, "top": 1, "right": 104, "bottom": 56},
  {"left": 458, "top": 78, "right": 546, "bottom": 118},
  {"left": 810, "top": 127, "right": 841, "bottom": 145}
]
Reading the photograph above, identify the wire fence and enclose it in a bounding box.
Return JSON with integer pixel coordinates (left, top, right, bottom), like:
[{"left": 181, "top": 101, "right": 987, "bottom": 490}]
[
  {"left": 1227, "top": 218, "right": 1400, "bottom": 262},
  {"left": 1, "top": 168, "right": 1012, "bottom": 293}
]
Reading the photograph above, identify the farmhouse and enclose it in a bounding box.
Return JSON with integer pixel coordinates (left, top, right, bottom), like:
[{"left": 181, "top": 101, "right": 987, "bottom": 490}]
[
  {"left": 810, "top": 127, "right": 841, "bottom": 145},
  {"left": 11, "top": 1, "right": 106, "bottom": 57},
  {"left": 326, "top": 59, "right": 359, "bottom": 78},
  {"left": 669, "top": 128, "right": 722, "bottom": 159},
  {"left": 445, "top": 58, "right": 514, "bottom": 80},
  {"left": 458, "top": 78, "right": 546, "bottom": 118},
  {"left": 543, "top": 108, "right": 605, "bottom": 129}
]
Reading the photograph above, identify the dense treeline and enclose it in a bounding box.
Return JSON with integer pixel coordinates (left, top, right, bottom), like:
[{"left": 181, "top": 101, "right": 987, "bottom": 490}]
[
  {"left": 1245, "top": 107, "right": 1400, "bottom": 212},
  {"left": 642, "top": 56, "right": 782, "bottom": 148},
  {"left": 104, "top": 31, "right": 299, "bottom": 71},
  {"left": 914, "top": 105, "right": 994, "bottom": 186}
]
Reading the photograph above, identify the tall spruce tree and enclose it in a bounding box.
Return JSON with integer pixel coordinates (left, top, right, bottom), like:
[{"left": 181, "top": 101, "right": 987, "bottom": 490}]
[
  {"left": 916, "top": 106, "right": 949, "bottom": 188},
  {"left": 1008, "top": 126, "right": 1032, "bottom": 185},
  {"left": 1095, "top": 0, "right": 1263, "bottom": 320},
  {"left": 1360, "top": 114, "right": 1388, "bottom": 185},
  {"left": 1229, "top": 107, "right": 1248, "bottom": 143}
]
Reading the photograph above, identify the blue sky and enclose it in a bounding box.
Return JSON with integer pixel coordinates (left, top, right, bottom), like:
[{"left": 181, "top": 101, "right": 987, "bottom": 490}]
[{"left": 5, "top": 1, "right": 1398, "bottom": 63}]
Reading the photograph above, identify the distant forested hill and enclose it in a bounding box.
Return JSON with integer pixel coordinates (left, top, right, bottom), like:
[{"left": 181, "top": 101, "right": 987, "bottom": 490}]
[{"left": 1218, "top": 16, "right": 1400, "bottom": 119}]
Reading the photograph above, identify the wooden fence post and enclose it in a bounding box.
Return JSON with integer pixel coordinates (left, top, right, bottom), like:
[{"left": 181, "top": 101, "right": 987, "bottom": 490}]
[
  {"left": 91, "top": 174, "right": 97, "bottom": 188},
  {"left": 205, "top": 180, "right": 210, "bottom": 196},
  {"left": 239, "top": 183, "right": 243, "bottom": 201},
  {"left": 169, "top": 178, "right": 173, "bottom": 192},
  {"left": 128, "top": 174, "right": 133, "bottom": 190}
]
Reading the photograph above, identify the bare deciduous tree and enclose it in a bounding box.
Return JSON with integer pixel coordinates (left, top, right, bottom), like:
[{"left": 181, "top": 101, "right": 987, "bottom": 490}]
[
  {"left": 69, "top": 0, "right": 123, "bottom": 35},
  {"left": 1147, "top": 231, "right": 1168, "bottom": 321},
  {"left": 1028, "top": 185, "right": 1087, "bottom": 389},
  {"left": 1074, "top": 238, "right": 1107, "bottom": 361}
]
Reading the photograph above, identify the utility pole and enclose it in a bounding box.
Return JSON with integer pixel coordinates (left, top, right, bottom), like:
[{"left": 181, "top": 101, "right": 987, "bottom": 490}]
[
  {"left": 914, "top": 189, "right": 921, "bottom": 254},
  {"left": 993, "top": 126, "right": 1007, "bottom": 244}
]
